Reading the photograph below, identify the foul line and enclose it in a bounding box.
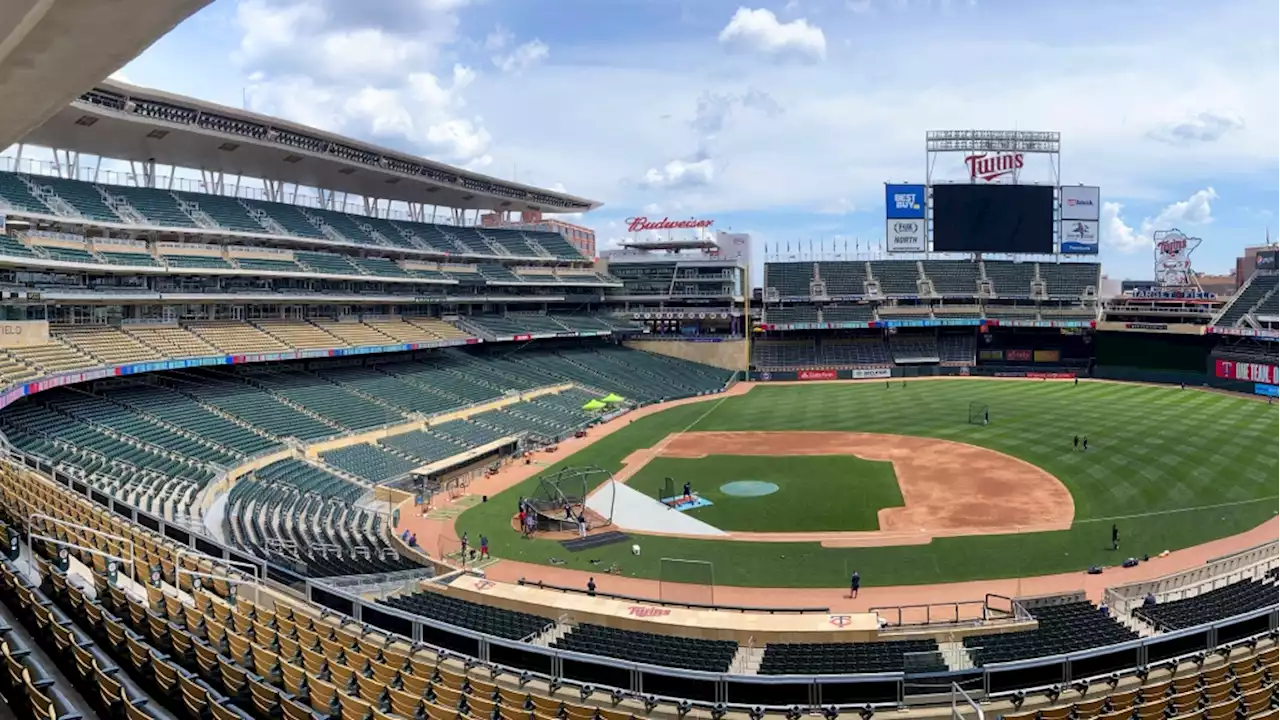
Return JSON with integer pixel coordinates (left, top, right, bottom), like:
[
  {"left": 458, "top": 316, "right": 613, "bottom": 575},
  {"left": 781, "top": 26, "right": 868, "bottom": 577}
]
[
  {"left": 1075, "top": 496, "right": 1280, "bottom": 525},
  {"left": 654, "top": 390, "right": 736, "bottom": 454}
]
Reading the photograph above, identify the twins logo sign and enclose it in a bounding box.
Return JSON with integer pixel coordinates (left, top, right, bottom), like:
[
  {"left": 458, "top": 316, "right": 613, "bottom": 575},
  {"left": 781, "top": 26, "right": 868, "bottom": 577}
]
[{"left": 1153, "top": 229, "right": 1202, "bottom": 287}]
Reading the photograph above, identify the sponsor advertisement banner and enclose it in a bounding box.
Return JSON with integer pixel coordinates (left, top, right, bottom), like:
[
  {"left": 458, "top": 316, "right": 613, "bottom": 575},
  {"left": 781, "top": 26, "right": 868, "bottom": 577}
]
[
  {"left": 850, "top": 367, "right": 892, "bottom": 379},
  {"left": 1215, "top": 359, "right": 1278, "bottom": 385},
  {"left": 1257, "top": 250, "right": 1278, "bottom": 270},
  {"left": 797, "top": 369, "right": 839, "bottom": 381},
  {"left": 1256, "top": 383, "right": 1279, "bottom": 398},
  {"left": 1205, "top": 326, "right": 1280, "bottom": 339},
  {"left": 1060, "top": 220, "right": 1099, "bottom": 254},
  {"left": 979, "top": 349, "right": 1004, "bottom": 361},
  {"left": 1060, "top": 186, "right": 1101, "bottom": 220},
  {"left": 995, "top": 371, "right": 1076, "bottom": 379},
  {"left": 1033, "top": 349, "right": 1061, "bottom": 363},
  {"left": 1005, "top": 349, "right": 1033, "bottom": 362},
  {"left": 885, "top": 219, "right": 926, "bottom": 252},
  {"left": 885, "top": 184, "right": 926, "bottom": 219},
  {"left": 0, "top": 320, "right": 50, "bottom": 349}
]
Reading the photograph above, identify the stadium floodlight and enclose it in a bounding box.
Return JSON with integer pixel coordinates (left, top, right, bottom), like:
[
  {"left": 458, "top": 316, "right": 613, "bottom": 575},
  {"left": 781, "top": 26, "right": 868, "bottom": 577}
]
[{"left": 926, "top": 130, "right": 1061, "bottom": 154}]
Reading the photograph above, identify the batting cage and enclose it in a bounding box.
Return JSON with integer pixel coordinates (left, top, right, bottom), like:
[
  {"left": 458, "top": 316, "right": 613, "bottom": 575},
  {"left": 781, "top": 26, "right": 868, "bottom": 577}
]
[
  {"left": 968, "top": 402, "right": 989, "bottom": 426},
  {"left": 658, "top": 557, "right": 716, "bottom": 606},
  {"left": 658, "top": 477, "right": 677, "bottom": 508}
]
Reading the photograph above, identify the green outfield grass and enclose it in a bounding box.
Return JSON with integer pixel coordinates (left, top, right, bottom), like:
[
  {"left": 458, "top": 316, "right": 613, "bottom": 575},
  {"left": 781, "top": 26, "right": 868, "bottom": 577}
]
[
  {"left": 634, "top": 454, "right": 903, "bottom": 532},
  {"left": 456, "top": 380, "right": 1279, "bottom": 588}
]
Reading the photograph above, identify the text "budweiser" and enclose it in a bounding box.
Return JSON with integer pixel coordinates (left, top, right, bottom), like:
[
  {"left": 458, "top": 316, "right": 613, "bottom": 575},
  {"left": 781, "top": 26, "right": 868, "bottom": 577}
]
[{"left": 626, "top": 216, "right": 715, "bottom": 233}]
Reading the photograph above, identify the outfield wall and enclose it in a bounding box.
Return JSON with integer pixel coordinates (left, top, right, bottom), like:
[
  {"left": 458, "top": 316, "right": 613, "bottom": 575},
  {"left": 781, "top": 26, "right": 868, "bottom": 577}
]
[{"left": 624, "top": 337, "right": 747, "bottom": 370}]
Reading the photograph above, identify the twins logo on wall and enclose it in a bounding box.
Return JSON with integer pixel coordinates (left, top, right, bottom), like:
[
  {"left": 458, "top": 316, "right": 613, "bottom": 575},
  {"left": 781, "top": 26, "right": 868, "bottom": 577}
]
[{"left": 1153, "top": 229, "right": 1202, "bottom": 287}]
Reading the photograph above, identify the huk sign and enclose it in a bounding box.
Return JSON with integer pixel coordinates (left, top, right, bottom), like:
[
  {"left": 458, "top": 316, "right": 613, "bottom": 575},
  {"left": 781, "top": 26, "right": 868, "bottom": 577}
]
[
  {"left": 965, "top": 152, "right": 1024, "bottom": 182},
  {"left": 626, "top": 216, "right": 715, "bottom": 233}
]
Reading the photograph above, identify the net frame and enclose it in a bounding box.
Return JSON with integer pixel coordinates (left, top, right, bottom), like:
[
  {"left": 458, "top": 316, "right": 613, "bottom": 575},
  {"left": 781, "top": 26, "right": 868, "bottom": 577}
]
[{"left": 968, "top": 401, "right": 989, "bottom": 426}]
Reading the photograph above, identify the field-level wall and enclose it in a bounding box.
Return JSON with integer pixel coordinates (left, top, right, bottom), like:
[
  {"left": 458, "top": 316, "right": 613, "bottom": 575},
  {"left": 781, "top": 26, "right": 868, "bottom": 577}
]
[{"left": 624, "top": 338, "right": 747, "bottom": 370}]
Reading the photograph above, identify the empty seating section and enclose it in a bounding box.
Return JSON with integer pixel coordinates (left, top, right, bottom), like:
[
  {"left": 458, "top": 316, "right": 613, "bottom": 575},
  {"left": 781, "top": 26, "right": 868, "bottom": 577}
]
[
  {"left": 306, "top": 207, "right": 379, "bottom": 244},
  {"left": 1040, "top": 262, "right": 1100, "bottom": 296},
  {"left": 232, "top": 256, "right": 303, "bottom": 272},
  {"left": 939, "top": 333, "right": 976, "bottom": 364},
  {"left": 5, "top": 341, "right": 96, "bottom": 373},
  {"left": 869, "top": 261, "right": 921, "bottom": 295},
  {"left": 984, "top": 261, "right": 1037, "bottom": 296},
  {"left": 350, "top": 256, "right": 410, "bottom": 277},
  {"left": 0, "top": 353, "right": 39, "bottom": 386},
  {"left": 0, "top": 400, "right": 212, "bottom": 516},
  {"left": 761, "top": 639, "right": 946, "bottom": 674},
  {"left": 104, "top": 185, "right": 197, "bottom": 226},
  {"left": 251, "top": 370, "right": 406, "bottom": 430},
  {"left": 178, "top": 373, "right": 339, "bottom": 441},
  {"left": 108, "top": 384, "right": 281, "bottom": 457},
  {"left": 765, "top": 305, "right": 819, "bottom": 324},
  {"left": 187, "top": 320, "right": 290, "bottom": 353},
  {"left": 1, "top": 172, "right": 590, "bottom": 263},
  {"left": 365, "top": 317, "right": 451, "bottom": 342},
  {"left": 96, "top": 248, "right": 159, "bottom": 266},
  {"left": 554, "top": 625, "right": 737, "bottom": 672},
  {"left": 383, "top": 589, "right": 549, "bottom": 640},
  {"left": 310, "top": 318, "right": 394, "bottom": 346},
  {"left": 35, "top": 244, "right": 98, "bottom": 263},
  {"left": 226, "top": 457, "right": 420, "bottom": 576},
  {"left": 56, "top": 325, "right": 162, "bottom": 365},
  {"left": 26, "top": 175, "right": 123, "bottom": 222},
  {"left": 964, "top": 600, "right": 1138, "bottom": 665},
  {"left": 44, "top": 389, "right": 239, "bottom": 466},
  {"left": 822, "top": 304, "right": 875, "bottom": 322},
  {"left": 889, "top": 334, "right": 940, "bottom": 363},
  {"left": 922, "top": 261, "right": 981, "bottom": 294},
  {"left": 815, "top": 262, "right": 868, "bottom": 295},
  {"left": 765, "top": 262, "right": 813, "bottom": 297},
  {"left": 753, "top": 340, "right": 818, "bottom": 368},
  {"left": 377, "top": 359, "right": 507, "bottom": 405},
  {"left": 240, "top": 198, "right": 326, "bottom": 238},
  {"left": 380, "top": 430, "right": 469, "bottom": 465},
  {"left": 254, "top": 319, "right": 342, "bottom": 349},
  {"left": 0, "top": 233, "right": 37, "bottom": 256},
  {"left": 295, "top": 250, "right": 362, "bottom": 276},
  {"left": 123, "top": 325, "right": 217, "bottom": 357},
  {"left": 174, "top": 190, "right": 266, "bottom": 233},
  {"left": 162, "top": 253, "right": 232, "bottom": 268},
  {"left": 477, "top": 264, "right": 522, "bottom": 283},
  {"left": 321, "top": 443, "right": 419, "bottom": 482},
  {"left": 820, "top": 338, "right": 890, "bottom": 366},
  {"left": 319, "top": 365, "right": 471, "bottom": 415},
  {"left": 429, "top": 418, "right": 512, "bottom": 447},
  {"left": 0, "top": 171, "right": 49, "bottom": 212},
  {"left": 1217, "top": 274, "right": 1278, "bottom": 327},
  {"left": 1135, "top": 574, "right": 1280, "bottom": 630}
]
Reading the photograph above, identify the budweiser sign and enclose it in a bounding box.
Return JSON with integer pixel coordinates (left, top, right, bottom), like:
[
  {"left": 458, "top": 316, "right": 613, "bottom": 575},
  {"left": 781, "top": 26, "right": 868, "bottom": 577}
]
[
  {"left": 626, "top": 216, "right": 714, "bottom": 233},
  {"left": 965, "top": 152, "right": 1024, "bottom": 182}
]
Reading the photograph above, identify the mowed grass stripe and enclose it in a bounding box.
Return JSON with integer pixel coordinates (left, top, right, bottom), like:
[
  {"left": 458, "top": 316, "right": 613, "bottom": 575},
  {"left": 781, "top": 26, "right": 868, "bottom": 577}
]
[{"left": 458, "top": 380, "right": 1278, "bottom": 588}]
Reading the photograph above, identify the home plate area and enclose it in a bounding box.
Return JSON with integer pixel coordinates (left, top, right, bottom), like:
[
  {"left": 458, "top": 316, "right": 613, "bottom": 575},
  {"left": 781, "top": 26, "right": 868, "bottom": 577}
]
[{"left": 659, "top": 494, "right": 713, "bottom": 511}]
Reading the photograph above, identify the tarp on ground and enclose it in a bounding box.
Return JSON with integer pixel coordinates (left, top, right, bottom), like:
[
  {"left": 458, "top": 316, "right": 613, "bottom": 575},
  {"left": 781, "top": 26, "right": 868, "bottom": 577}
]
[
  {"left": 582, "top": 399, "right": 608, "bottom": 410},
  {"left": 601, "top": 393, "right": 626, "bottom": 404}
]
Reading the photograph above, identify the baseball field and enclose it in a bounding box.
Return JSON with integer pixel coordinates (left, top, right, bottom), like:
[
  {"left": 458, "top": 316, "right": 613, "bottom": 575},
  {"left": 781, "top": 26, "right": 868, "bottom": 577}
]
[{"left": 455, "top": 379, "right": 1278, "bottom": 588}]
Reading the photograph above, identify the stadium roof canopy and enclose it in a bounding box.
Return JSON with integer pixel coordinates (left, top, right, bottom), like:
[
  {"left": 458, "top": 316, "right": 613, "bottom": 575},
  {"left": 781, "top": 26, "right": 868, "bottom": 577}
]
[
  {"left": 21, "top": 79, "right": 602, "bottom": 215},
  {"left": 0, "top": 0, "right": 210, "bottom": 150}
]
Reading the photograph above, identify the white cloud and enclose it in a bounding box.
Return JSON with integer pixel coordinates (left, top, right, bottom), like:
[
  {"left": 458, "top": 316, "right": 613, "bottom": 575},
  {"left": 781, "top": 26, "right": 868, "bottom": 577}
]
[
  {"left": 1101, "top": 188, "right": 1218, "bottom": 254},
  {"left": 493, "top": 40, "right": 549, "bottom": 75},
  {"left": 232, "top": 0, "right": 491, "bottom": 166},
  {"left": 641, "top": 158, "right": 715, "bottom": 189},
  {"left": 108, "top": 70, "right": 132, "bottom": 84},
  {"left": 718, "top": 8, "right": 827, "bottom": 63},
  {"left": 1148, "top": 111, "right": 1245, "bottom": 145},
  {"left": 484, "top": 26, "right": 512, "bottom": 52},
  {"left": 847, "top": 0, "right": 873, "bottom": 12}
]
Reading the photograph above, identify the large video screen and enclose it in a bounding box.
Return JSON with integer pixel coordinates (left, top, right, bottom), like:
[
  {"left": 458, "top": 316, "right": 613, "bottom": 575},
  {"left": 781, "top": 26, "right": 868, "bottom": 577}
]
[{"left": 932, "top": 184, "right": 1054, "bottom": 253}]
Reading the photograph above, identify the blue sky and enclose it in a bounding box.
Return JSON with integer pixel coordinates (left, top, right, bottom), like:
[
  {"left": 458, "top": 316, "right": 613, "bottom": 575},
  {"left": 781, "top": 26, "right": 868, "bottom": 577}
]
[{"left": 22, "top": 0, "right": 1280, "bottom": 280}]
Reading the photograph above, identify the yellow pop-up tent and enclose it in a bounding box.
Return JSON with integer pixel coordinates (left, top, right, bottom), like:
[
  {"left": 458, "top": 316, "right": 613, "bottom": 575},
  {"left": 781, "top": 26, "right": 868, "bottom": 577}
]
[
  {"left": 601, "top": 393, "right": 626, "bottom": 404},
  {"left": 582, "top": 399, "right": 608, "bottom": 411}
]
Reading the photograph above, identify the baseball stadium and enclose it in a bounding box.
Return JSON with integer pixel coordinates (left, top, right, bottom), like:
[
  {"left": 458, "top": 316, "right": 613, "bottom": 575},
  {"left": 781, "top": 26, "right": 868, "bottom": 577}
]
[{"left": 0, "top": 3, "right": 1277, "bottom": 720}]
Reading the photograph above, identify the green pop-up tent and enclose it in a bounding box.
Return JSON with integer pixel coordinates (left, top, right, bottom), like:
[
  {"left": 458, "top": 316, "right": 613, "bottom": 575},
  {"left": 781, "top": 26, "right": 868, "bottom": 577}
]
[
  {"left": 582, "top": 399, "right": 608, "bottom": 411},
  {"left": 601, "top": 393, "right": 626, "bottom": 404}
]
